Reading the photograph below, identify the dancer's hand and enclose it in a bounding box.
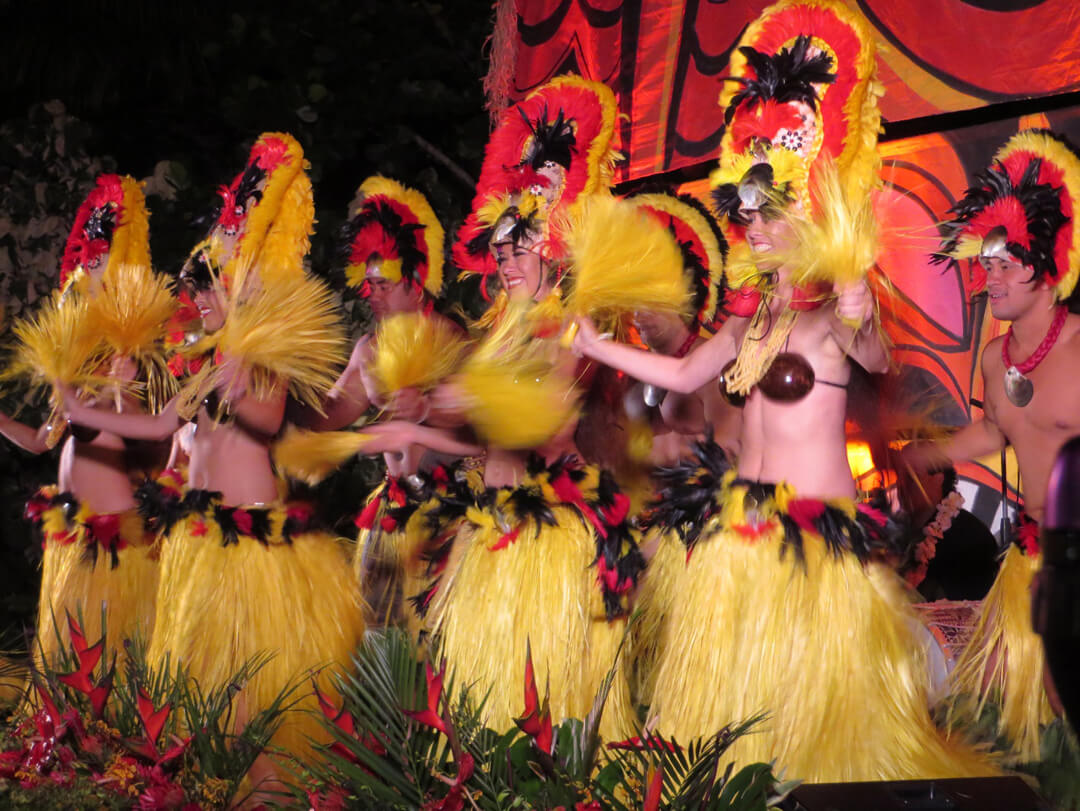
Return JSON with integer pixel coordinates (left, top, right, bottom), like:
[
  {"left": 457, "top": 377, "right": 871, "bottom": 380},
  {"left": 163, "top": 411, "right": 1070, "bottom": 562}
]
[
  {"left": 834, "top": 280, "right": 874, "bottom": 328},
  {"left": 387, "top": 386, "right": 429, "bottom": 422},
  {"left": 570, "top": 315, "right": 609, "bottom": 358}
]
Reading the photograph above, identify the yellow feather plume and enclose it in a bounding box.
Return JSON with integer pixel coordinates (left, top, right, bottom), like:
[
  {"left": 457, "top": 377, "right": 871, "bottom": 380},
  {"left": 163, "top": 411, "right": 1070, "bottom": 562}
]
[
  {"left": 272, "top": 425, "right": 374, "bottom": 485},
  {"left": 779, "top": 158, "right": 879, "bottom": 288},
  {"left": 559, "top": 194, "right": 690, "bottom": 333},
  {"left": 107, "top": 176, "right": 152, "bottom": 275},
  {"left": 176, "top": 269, "right": 346, "bottom": 420},
  {"left": 84, "top": 263, "right": 178, "bottom": 413},
  {"left": 371, "top": 313, "right": 468, "bottom": 397},
  {"left": 458, "top": 303, "right": 579, "bottom": 449}
]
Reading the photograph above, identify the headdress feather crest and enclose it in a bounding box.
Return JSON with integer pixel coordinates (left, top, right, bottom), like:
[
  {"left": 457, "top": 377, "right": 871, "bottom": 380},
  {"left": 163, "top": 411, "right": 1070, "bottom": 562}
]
[
  {"left": 454, "top": 75, "right": 621, "bottom": 280},
  {"left": 711, "top": 0, "right": 881, "bottom": 230},
  {"left": 936, "top": 129, "right": 1080, "bottom": 301},
  {"left": 343, "top": 176, "right": 445, "bottom": 298},
  {"left": 59, "top": 174, "right": 151, "bottom": 291}
]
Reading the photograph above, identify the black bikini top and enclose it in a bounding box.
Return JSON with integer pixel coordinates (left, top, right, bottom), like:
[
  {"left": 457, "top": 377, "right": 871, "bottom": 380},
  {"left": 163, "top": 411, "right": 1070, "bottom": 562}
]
[{"left": 717, "top": 352, "right": 846, "bottom": 407}]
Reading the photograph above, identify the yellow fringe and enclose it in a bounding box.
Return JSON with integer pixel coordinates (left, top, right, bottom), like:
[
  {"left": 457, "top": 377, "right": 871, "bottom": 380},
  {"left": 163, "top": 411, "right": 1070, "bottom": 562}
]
[
  {"left": 647, "top": 489, "right": 997, "bottom": 781},
  {"left": 371, "top": 313, "right": 468, "bottom": 397},
  {"left": 176, "top": 271, "right": 346, "bottom": 420},
  {"left": 628, "top": 529, "right": 685, "bottom": 707},
  {"left": 147, "top": 512, "right": 365, "bottom": 758},
  {"left": 558, "top": 195, "right": 690, "bottom": 334},
  {"left": 272, "top": 426, "right": 373, "bottom": 485},
  {"left": 949, "top": 546, "right": 1054, "bottom": 761},
  {"left": 358, "top": 176, "right": 446, "bottom": 297},
  {"left": 457, "top": 304, "right": 579, "bottom": 449},
  {"left": 427, "top": 506, "right": 636, "bottom": 742},
  {"left": 34, "top": 499, "right": 156, "bottom": 671}
]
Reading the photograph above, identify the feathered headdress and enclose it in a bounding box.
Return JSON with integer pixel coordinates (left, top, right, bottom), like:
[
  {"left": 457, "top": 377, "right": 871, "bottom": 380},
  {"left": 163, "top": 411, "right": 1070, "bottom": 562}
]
[
  {"left": 630, "top": 192, "right": 727, "bottom": 333},
  {"left": 935, "top": 129, "right": 1080, "bottom": 301},
  {"left": 453, "top": 75, "right": 621, "bottom": 281},
  {"left": 343, "top": 176, "right": 445, "bottom": 299},
  {"left": 182, "top": 132, "right": 314, "bottom": 287},
  {"left": 709, "top": 0, "right": 881, "bottom": 232},
  {"left": 59, "top": 174, "right": 151, "bottom": 291}
]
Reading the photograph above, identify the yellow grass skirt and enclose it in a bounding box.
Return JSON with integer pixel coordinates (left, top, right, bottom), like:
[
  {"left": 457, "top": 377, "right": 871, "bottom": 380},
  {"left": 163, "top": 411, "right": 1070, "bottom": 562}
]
[
  {"left": 645, "top": 479, "right": 997, "bottom": 782},
  {"left": 29, "top": 487, "right": 157, "bottom": 669},
  {"left": 147, "top": 502, "right": 365, "bottom": 757},
  {"left": 424, "top": 461, "right": 643, "bottom": 743},
  {"left": 949, "top": 543, "right": 1054, "bottom": 761}
]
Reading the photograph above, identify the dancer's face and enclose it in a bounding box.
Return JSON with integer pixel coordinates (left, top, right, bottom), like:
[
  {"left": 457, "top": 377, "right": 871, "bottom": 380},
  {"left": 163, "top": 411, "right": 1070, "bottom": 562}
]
[
  {"left": 982, "top": 256, "right": 1049, "bottom": 322},
  {"left": 744, "top": 209, "right": 796, "bottom": 269},
  {"left": 193, "top": 287, "right": 226, "bottom": 332},
  {"left": 494, "top": 241, "right": 550, "bottom": 302},
  {"left": 366, "top": 272, "right": 421, "bottom": 320}
]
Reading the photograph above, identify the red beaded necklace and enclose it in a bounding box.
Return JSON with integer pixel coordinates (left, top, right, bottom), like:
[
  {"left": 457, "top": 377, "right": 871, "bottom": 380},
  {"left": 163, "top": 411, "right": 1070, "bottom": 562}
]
[
  {"left": 1001, "top": 305, "right": 1067, "bottom": 407},
  {"left": 673, "top": 329, "right": 698, "bottom": 359}
]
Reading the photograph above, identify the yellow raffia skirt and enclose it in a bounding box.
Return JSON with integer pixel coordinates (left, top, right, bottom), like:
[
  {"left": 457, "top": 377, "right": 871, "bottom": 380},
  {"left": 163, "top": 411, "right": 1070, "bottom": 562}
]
[
  {"left": 644, "top": 475, "right": 997, "bottom": 782},
  {"left": 28, "top": 486, "right": 158, "bottom": 669},
  {"left": 949, "top": 542, "right": 1054, "bottom": 762},
  {"left": 146, "top": 498, "right": 365, "bottom": 758},
  {"left": 424, "top": 462, "right": 643, "bottom": 743}
]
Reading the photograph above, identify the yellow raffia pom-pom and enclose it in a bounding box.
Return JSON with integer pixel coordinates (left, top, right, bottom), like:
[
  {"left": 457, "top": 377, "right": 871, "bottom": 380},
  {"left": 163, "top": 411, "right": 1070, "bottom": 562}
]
[
  {"left": 559, "top": 195, "right": 690, "bottom": 334},
  {"left": 84, "top": 263, "right": 178, "bottom": 413},
  {"left": 371, "top": 313, "right": 468, "bottom": 397},
  {"left": 272, "top": 425, "right": 373, "bottom": 485},
  {"left": 176, "top": 267, "right": 346, "bottom": 420},
  {"left": 108, "top": 177, "right": 152, "bottom": 276},
  {"left": 777, "top": 158, "right": 879, "bottom": 288},
  {"left": 458, "top": 303, "right": 579, "bottom": 449}
]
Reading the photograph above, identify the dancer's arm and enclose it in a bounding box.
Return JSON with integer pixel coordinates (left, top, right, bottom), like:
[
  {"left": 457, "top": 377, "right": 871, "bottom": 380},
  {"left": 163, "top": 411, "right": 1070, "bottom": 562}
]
[
  {"left": 61, "top": 388, "right": 182, "bottom": 441},
  {"left": 297, "top": 338, "right": 373, "bottom": 430},
  {"left": 359, "top": 421, "right": 482, "bottom": 458},
  {"left": 830, "top": 281, "right": 890, "bottom": 374},
  {"left": 573, "top": 316, "right": 737, "bottom": 394},
  {"left": 0, "top": 412, "right": 50, "bottom": 454}
]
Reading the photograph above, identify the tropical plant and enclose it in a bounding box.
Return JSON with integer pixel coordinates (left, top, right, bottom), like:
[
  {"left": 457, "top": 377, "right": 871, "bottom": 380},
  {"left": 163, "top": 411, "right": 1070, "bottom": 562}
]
[
  {"left": 297, "top": 628, "right": 797, "bottom": 810},
  {"left": 0, "top": 615, "right": 296, "bottom": 809}
]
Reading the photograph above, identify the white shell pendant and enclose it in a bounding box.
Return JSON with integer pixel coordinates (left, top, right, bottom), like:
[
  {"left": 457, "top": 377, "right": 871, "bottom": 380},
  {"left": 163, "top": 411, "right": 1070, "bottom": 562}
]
[
  {"left": 1004, "top": 365, "right": 1034, "bottom": 407},
  {"left": 643, "top": 383, "right": 667, "bottom": 408}
]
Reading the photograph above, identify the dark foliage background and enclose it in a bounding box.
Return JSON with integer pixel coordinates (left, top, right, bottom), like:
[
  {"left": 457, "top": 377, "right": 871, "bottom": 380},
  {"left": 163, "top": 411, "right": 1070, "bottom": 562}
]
[{"left": 0, "top": 0, "right": 495, "bottom": 637}]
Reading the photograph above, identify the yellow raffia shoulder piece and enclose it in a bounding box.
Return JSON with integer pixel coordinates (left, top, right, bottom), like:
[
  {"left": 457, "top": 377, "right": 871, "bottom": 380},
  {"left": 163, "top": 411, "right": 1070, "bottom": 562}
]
[
  {"left": 458, "top": 303, "right": 579, "bottom": 449},
  {"left": 559, "top": 195, "right": 690, "bottom": 333},
  {"left": 176, "top": 270, "right": 346, "bottom": 420},
  {"left": 778, "top": 158, "right": 879, "bottom": 288},
  {"left": 230, "top": 132, "right": 313, "bottom": 285},
  {"left": 84, "top": 263, "right": 178, "bottom": 413},
  {"left": 372, "top": 313, "right": 468, "bottom": 397},
  {"left": 272, "top": 425, "right": 374, "bottom": 485},
  {"left": 359, "top": 176, "right": 446, "bottom": 297},
  {"left": 997, "top": 130, "right": 1080, "bottom": 300}
]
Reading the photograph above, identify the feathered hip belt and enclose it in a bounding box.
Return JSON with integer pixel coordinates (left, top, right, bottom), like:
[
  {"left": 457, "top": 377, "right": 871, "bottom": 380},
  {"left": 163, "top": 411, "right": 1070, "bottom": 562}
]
[
  {"left": 25, "top": 485, "right": 153, "bottom": 568},
  {"left": 644, "top": 437, "right": 897, "bottom": 565}
]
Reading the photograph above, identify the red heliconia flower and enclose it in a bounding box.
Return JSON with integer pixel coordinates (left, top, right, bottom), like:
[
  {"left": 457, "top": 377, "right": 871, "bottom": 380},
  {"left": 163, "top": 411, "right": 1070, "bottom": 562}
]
[
  {"left": 403, "top": 661, "right": 449, "bottom": 736},
  {"left": 423, "top": 752, "right": 475, "bottom": 811},
  {"left": 514, "top": 643, "right": 553, "bottom": 754},
  {"left": 606, "top": 735, "right": 682, "bottom": 753},
  {"left": 57, "top": 614, "right": 104, "bottom": 696},
  {"left": 129, "top": 688, "right": 173, "bottom": 762},
  {"left": 643, "top": 764, "right": 664, "bottom": 811}
]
